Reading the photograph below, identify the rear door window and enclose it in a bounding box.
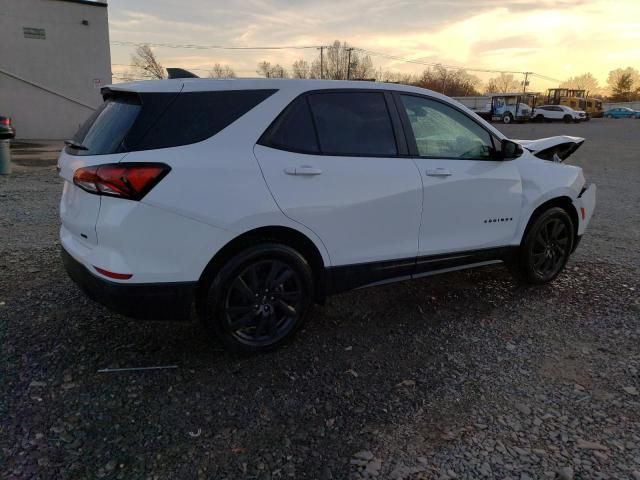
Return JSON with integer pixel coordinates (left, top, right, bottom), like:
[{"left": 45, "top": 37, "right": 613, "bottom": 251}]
[
  {"left": 258, "top": 96, "right": 319, "bottom": 154},
  {"left": 307, "top": 92, "right": 397, "bottom": 156}
]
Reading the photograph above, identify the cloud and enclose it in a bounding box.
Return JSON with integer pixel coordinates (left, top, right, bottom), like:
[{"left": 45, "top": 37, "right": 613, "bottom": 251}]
[{"left": 108, "top": 0, "right": 640, "bottom": 89}]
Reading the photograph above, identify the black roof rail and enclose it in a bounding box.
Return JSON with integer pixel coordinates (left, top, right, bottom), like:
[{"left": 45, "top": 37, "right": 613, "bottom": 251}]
[{"left": 166, "top": 68, "right": 199, "bottom": 79}]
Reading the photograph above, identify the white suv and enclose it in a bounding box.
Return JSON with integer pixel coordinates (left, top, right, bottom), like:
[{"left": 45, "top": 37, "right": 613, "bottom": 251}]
[
  {"left": 534, "top": 105, "right": 587, "bottom": 123},
  {"left": 58, "top": 79, "right": 596, "bottom": 353}
]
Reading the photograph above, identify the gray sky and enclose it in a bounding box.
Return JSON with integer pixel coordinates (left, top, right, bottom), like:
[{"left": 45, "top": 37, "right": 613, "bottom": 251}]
[{"left": 108, "top": 0, "right": 640, "bottom": 90}]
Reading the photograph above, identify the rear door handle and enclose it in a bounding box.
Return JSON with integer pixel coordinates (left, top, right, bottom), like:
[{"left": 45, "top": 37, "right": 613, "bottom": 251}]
[
  {"left": 426, "top": 168, "right": 452, "bottom": 177},
  {"left": 284, "top": 166, "right": 323, "bottom": 176}
]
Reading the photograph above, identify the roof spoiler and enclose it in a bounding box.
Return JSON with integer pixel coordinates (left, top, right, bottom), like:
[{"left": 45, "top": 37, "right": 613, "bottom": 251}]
[{"left": 166, "top": 68, "right": 199, "bottom": 79}]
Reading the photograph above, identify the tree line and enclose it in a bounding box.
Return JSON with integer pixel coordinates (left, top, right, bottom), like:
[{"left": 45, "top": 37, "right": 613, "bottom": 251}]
[{"left": 127, "top": 42, "right": 640, "bottom": 101}]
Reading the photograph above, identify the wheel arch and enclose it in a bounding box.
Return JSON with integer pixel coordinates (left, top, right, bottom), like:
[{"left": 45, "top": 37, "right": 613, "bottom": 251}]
[
  {"left": 521, "top": 196, "right": 579, "bottom": 252},
  {"left": 196, "top": 226, "right": 328, "bottom": 313}
]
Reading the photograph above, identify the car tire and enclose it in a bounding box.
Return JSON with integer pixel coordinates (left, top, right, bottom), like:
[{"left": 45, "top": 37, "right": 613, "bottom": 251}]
[
  {"left": 534, "top": 114, "right": 544, "bottom": 123},
  {"left": 510, "top": 207, "right": 574, "bottom": 285},
  {"left": 502, "top": 113, "right": 513, "bottom": 124},
  {"left": 563, "top": 115, "right": 572, "bottom": 123},
  {"left": 605, "top": 114, "right": 613, "bottom": 119},
  {"left": 202, "top": 243, "right": 314, "bottom": 354}
]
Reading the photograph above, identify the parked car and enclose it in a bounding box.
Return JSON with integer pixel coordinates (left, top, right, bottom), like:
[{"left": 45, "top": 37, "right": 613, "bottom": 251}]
[
  {"left": 58, "top": 79, "right": 596, "bottom": 354},
  {"left": 603, "top": 107, "right": 640, "bottom": 119},
  {"left": 533, "top": 105, "right": 587, "bottom": 123},
  {"left": 0, "top": 116, "right": 16, "bottom": 139}
]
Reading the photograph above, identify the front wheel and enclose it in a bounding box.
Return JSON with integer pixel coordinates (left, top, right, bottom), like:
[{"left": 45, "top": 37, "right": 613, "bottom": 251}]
[
  {"left": 510, "top": 207, "right": 574, "bottom": 285},
  {"left": 502, "top": 113, "right": 513, "bottom": 124},
  {"left": 203, "top": 244, "right": 314, "bottom": 354},
  {"left": 563, "top": 115, "right": 573, "bottom": 123}
]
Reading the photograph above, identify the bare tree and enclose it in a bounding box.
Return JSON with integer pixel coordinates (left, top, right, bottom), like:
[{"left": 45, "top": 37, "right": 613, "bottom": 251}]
[
  {"left": 377, "top": 70, "right": 416, "bottom": 85},
  {"left": 131, "top": 44, "right": 165, "bottom": 79},
  {"left": 208, "top": 63, "right": 236, "bottom": 79},
  {"left": 256, "top": 61, "right": 288, "bottom": 78},
  {"left": 560, "top": 73, "right": 600, "bottom": 93},
  {"left": 485, "top": 73, "right": 520, "bottom": 93},
  {"left": 318, "top": 41, "right": 375, "bottom": 80},
  {"left": 291, "top": 59, "right": 310, "bottom": 79},
  {"left": 607, "top": 67, "right": 640, "bottom": 101},
  {"left": 415, "top": 66, "right": 481, "bottom": 96}
]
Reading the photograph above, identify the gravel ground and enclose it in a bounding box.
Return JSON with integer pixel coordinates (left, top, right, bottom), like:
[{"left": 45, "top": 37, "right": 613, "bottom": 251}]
[{"left": 1, "top": 119, "right": 639, "bottom": 480}]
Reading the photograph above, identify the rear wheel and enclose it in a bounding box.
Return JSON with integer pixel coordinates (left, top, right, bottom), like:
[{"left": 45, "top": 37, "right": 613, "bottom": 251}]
[
  {"left": 203, "top": 244, "right": 314, "bottom": 354},
  {"left": 511, "top": 207, "right": 574, "bottom": 285}
]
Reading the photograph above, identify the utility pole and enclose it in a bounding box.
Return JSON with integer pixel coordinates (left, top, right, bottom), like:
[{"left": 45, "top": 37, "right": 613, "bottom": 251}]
[
  {"left": 522, "top": 71, "right": 531, "bottom": 94},
  {"left": 319, "top": 46, "right": 324, "bottom": 79},
  {"left": 346, "top": 47, "right": 353, "bottom": 80}
]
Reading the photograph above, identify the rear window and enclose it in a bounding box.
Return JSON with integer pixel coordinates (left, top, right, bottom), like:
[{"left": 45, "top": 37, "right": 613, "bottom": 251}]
[
  {"left": 70, "top": 96, "right": 141, "bottom": 156},
  {"left": 67, "top": 89, "right": 277, "bottom": 156}
]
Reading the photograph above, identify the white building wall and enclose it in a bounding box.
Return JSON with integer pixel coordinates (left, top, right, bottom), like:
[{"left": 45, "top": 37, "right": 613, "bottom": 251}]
[{"left": 0, "top": 0, "right": 111, "bottom": 139}]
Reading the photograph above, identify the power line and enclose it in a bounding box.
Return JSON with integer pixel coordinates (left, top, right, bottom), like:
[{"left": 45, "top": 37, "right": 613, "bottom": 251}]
[
  {"left": 355, "top": 48, "right": 527, "bottom": 75},
  {"left": 531, "top": 72, "right": 565, "bottom": 84},
  {"left": 111, "top": 40, "right": 322, "bottom": 50},
  {"left": 111, "top": 39, "right": 568, "bottom": 85},
  {"left": 111, "top": 64, "right": 258, "bottom": 73}
]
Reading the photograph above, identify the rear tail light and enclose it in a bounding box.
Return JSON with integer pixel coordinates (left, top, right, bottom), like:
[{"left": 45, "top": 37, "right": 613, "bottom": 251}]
[
  {"left": 73, "top": 163, "right": 170, "bottom": 200},
  {"left": 0, "top": 118, "right": 10, "bottom": 126}
]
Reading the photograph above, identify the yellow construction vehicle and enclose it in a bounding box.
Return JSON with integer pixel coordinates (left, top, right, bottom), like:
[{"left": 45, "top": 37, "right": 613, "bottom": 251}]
[{"left": 545, "top": 89, "right": 603, "bottom": 119}]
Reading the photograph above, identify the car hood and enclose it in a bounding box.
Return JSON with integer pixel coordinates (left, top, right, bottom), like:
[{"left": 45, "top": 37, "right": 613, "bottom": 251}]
[{"left": 514, "top": 135, "right": 585, "bottom": 162}]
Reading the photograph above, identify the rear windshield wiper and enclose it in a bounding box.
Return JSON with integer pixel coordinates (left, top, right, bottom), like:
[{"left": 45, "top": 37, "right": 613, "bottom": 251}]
[{"left": 64, "top": 140, "right": 88, "bottom": 151}]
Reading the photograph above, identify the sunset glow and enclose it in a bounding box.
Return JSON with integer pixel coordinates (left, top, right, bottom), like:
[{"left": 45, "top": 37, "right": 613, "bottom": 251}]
[{"left": 109, "top": 0, "right": 640, "bottom": 91}]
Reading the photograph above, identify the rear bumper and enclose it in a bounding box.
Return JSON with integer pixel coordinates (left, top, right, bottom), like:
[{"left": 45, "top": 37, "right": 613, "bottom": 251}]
[{"left": 62, "top": 247, "right": 196, "bottom": 321}]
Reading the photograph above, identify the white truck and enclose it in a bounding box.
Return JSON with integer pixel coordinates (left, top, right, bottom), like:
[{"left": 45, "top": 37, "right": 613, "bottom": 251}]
[{"left": 453, "top": 93, "right": 536, "bottom": 123}]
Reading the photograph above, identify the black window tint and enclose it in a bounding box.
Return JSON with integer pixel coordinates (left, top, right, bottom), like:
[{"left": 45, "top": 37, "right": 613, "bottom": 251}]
[
  {"left": 307, "top": 92, "right": 397, "bottom": 156},
  {"left": 260, "top": 96, "right": 319, "bottom": 153},
  {"left": 69, "top": 96, "right": 141, "bottom": 156},
  {"left": 136, "top": 89, "right": 276, "bottom": 150}
]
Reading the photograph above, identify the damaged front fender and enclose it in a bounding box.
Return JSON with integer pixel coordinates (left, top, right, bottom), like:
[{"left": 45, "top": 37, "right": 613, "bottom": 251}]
[{"left": 514, "top": 136, "right": 585, "bottom": 162}]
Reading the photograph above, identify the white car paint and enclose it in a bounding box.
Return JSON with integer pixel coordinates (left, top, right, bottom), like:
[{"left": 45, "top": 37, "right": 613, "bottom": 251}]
[
  {"left": 534, "top": 105, "right": 587, "bottom": 121},
  {"left": 58, "top": 78, "right": 595, "bottom": 290}
]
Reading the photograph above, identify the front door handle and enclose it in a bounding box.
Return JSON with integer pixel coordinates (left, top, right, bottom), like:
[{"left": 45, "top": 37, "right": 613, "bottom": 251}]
[
  {"left": 284, "top": 166, "right": 323, "bottom": 176},
  {"left": 426, "top": 168, "right": 452, "bottom": 177}
]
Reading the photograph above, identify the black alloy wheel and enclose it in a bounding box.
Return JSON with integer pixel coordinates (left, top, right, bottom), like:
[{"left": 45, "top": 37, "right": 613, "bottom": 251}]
[
  {"left": 530, "top": 217, "right": 571, "bottom": 279},
  {"left": 224, "top": 259, "right": 303, "bottom": 347},
  {"left": 204, "top": 244, "right": 313, "bottom": 354},
  {"left": 511, "top": 207, "right": 574, "bottom": 284}
]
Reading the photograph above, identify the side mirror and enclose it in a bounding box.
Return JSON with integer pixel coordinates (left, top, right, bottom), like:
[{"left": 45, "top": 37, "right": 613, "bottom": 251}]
[{"left": 500, "top": 139, "right": 523, "bottom": 160}]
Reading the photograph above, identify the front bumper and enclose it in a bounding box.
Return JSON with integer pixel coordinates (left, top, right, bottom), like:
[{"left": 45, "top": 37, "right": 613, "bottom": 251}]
[
  {"left": 62, "top": 247, "right": 196, "bottom": 321},
  {"left": 574, "top": 183, "right": 596, "bottom": 236}
]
